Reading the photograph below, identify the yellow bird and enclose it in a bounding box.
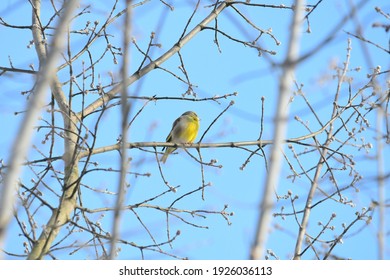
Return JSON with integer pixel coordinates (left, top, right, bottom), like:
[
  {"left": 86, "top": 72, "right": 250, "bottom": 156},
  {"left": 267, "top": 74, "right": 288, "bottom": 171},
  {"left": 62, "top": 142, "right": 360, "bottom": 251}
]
[{"left": 161, "top": 111, "right": 200, "bottom": 163}]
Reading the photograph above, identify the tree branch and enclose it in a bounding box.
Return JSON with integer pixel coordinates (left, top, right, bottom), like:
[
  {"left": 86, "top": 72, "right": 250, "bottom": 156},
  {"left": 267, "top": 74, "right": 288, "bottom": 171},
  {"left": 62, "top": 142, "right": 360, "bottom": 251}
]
[
  {"left": 250, "top": 0, "right": 306, "bottom": 260},
  {"left": 77, "top": 1, "right": 231, "bottom": 119}
]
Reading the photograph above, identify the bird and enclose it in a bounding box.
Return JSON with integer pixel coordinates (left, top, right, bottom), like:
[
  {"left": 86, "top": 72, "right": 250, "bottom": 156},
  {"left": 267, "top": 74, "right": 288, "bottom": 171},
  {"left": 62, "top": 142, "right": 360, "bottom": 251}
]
[{"left": 161, "top": 111, "right": 200, "bottom": 163}]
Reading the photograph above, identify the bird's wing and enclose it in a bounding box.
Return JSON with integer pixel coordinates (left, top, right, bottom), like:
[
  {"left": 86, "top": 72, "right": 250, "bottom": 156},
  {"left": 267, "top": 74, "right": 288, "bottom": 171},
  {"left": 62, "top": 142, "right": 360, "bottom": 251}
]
[
  {"left": 163, "top": 115, "right": 183, "bottom": 151},
  {"left": 166, "top": 116, "right": 180, "bottom": 141}
]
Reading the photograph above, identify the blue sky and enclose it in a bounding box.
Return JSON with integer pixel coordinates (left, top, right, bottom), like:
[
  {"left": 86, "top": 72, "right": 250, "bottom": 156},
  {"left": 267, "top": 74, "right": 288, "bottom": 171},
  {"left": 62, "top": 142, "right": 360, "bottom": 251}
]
[{"left": 1, "top": 0, "right": 389, "bottom": 260}]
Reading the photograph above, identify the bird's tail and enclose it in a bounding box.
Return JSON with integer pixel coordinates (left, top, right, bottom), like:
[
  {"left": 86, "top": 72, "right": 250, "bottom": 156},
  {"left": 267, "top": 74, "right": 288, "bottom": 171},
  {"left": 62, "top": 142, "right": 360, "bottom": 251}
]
[
  {"left": 160, "top": 148, "right": 172, "bottom": 164},
  {"left": 160, "top": 152, "right": 168, "bottom": 164}
]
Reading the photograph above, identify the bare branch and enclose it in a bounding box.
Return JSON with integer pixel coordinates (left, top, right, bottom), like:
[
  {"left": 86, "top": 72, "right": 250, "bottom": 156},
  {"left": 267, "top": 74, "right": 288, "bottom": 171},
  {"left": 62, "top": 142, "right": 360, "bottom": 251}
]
[{"left": 250, "top": 0, "right": 306, "bottom": 260}]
